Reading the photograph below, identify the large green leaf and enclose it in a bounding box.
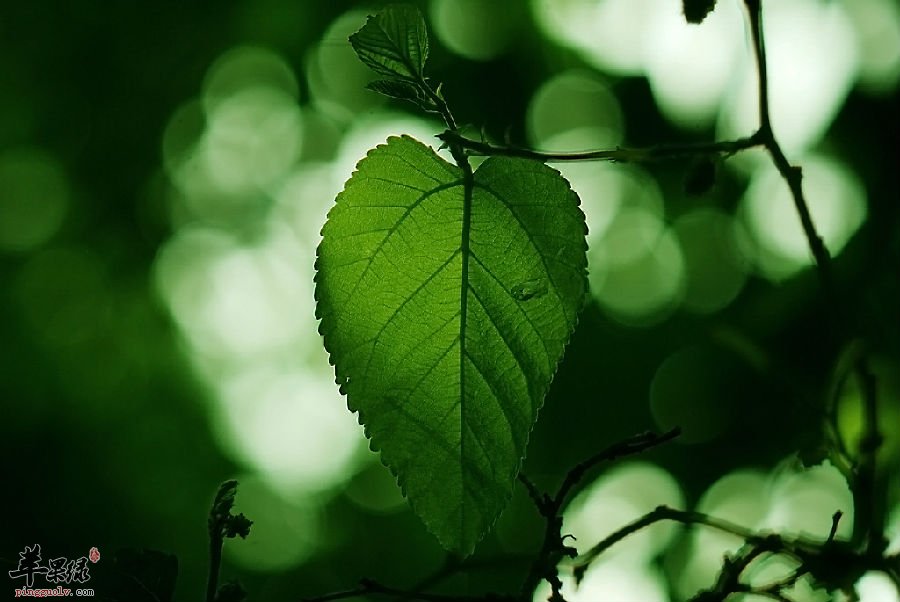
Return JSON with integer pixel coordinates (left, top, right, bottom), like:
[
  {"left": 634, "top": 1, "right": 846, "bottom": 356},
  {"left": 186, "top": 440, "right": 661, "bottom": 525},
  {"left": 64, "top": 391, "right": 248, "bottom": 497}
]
[{"left": 315, "top": 136, "right": 587, "bottom": 554}]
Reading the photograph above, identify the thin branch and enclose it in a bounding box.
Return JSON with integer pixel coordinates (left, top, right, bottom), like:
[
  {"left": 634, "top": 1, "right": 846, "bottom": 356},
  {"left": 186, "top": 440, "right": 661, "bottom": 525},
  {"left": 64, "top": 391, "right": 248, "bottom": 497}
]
[
  {"left": 519, "top": 513, "right": 571, "bottom": 602},
  {"left": 552, "top": 428, "right": 681, "bottom": 508},
  {"left": 517, "top": 429, "right": 679, "bottom": 600},
  {"left": 438, "top": 130, "right": 761, "bottom": 164},
  {"left": 750, "top": 569, "right": 806, "bottom": 602},
  {"left": 574, "top": 505, "right": 759, "bottom": 581},
  {"left": 692, "top": 538, "right": 789, "bottom": 601},
  {"left": 743, "top": 0, "right": 885, "bottom": 555},
  {"left": 207, "top": 528, "right": 223, "bottom": 602},
  {"left": 575, "top": 502, "right": 890, "bottom": 592},
  {"left": 517, "top": 474, "right": 548, "bottom": 513},
  {"left": 743, "top": 0, "right": 833, "bottom": 292},
  {"left": 828, "top": 511, "right": 844, "bottom": 543},
  {"left": 207, "top": 483, "right": 231, "bottom": 602}
]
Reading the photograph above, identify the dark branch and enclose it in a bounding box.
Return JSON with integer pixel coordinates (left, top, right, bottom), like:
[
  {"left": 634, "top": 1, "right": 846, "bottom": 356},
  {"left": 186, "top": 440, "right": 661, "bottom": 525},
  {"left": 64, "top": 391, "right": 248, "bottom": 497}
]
[
  {"left": 438, "top": 130, "right": 761, "bottom": 165},
  {"left": 574, "top": 505, "right": 757, "bottom": 581},
  {"left": 690, "top": 538, "right": 787, "bottom": 601},
  {"left": 743, "top": 0, "right": 833, "bottom": 291},
  {"left": 517, "top": 429, "right": 680, "bottom": 600},
  {"left": 552, "top": 428, "right": 681, "bottom": 509},
  {"left": 826, "top": 512, "right": 844, "bottom": 546},
  {"left": 517, "top": 474, "right": 548, "bottom": 514},
  {"left": 743, "top": 0, "right": 885, "bottom": 554}
]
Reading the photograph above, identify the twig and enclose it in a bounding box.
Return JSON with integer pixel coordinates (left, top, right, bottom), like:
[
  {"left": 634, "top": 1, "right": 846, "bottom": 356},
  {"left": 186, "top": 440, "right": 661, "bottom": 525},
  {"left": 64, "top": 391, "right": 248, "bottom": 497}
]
[
  {"left": 206, "top": 540, "right": 222, "bottom": 602},
  {"left": 552, "top": 428, "right": 681, "bottom": 509},
  {"left": 574, "top": 501, "right": 894, "bottom": 595},
  {"left": 207, "top": 484, "right": 230, "bottom": 602},
  {"left": 748, "top": 568, "right": 806, "bottom": 602},
  {"left": 207, "top": 481, "right": 252, "bottom": 602},
  {"left": 692, "top": 537, "right": 787, "bottom": 601},
  {"left": 517, "top": 474, "right": 547, "bottom": 514},
  {"left": 742, "top": 0, "right": 885, "bottom": 555},
  {"left": 742, "top": 0, "right": 833, "bottom": 291},
  {"left": 438, "top": 130, "right": 761, "bottom": 165},
  {"left": 518, "top": 429, "right": 680, "bottom": 600},
  {"left": 828, "top": 511, "right": 844, "bottom": 543},
  {"left": 574, "top": 505, "right": 757, "bottom": 581}
]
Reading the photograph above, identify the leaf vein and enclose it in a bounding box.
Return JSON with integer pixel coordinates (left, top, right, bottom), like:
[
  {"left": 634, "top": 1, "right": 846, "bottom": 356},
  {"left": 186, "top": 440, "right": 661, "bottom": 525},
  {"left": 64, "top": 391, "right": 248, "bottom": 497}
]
[
  {"left": 469, "top": 251, "right": 552, "bottom": 372},
  {"left": 474, "top": 182, "right": 567, "bottom": 312},
  {"left": 360, "top": 249, "right": 461, "bottom": 382},
  {"left": 463, "top": 351, "right": 519, "bottom": 456},
  {"left": 340, "top": 179, "right": 463, "bottom": 316}
]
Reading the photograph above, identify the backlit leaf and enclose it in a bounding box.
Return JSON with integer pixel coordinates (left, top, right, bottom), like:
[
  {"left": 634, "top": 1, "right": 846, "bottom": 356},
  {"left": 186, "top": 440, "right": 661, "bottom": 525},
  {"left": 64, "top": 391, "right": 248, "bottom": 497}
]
[
  {"left": 349, "top": 5, "right": 429, "bottom": 83},
  {"left": 315, "top": 136, "right": 587, "bottom": 554}
]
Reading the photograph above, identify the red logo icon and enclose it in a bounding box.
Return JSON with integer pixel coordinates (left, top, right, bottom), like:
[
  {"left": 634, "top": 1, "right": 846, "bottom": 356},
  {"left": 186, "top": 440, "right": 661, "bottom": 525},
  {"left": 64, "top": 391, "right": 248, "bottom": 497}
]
[{"left": 88, "top": 547, "right": 100, "bottom": 563}]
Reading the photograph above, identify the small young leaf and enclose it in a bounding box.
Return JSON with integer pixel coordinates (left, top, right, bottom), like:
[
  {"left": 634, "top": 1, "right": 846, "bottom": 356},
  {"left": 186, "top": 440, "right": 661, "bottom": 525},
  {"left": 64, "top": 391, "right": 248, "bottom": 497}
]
[
  {"left": 683, "top": 0, "right": 718, "bottom": 23},
  {"left": 350, "top": 5, "right": 429, "bottom": 82},
  {"left": 209, "top": 480, "right": 253, "bottom": 540},
  {"left": 316, "top": 136, "right": 587, "bottom": 554}
]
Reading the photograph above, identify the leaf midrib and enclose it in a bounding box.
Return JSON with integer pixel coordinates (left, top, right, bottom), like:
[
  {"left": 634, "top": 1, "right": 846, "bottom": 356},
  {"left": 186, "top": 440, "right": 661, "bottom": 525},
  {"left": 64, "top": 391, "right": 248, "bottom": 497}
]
[{"left": 457, "top": 165, "right": 475, "bottom": 537}]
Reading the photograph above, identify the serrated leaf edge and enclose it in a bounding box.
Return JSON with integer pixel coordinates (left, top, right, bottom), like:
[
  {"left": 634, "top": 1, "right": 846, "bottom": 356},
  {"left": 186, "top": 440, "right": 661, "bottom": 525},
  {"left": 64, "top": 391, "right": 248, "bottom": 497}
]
[{"left": 313, "top": 135, "right": 588, "bottom": 554}]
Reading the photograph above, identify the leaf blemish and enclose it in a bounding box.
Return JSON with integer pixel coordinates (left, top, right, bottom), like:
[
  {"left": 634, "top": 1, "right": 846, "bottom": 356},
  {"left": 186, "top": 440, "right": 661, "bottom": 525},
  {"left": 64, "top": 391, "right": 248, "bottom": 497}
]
[{"left": 510, "top": 279, "right": 548, "bottom": 302}]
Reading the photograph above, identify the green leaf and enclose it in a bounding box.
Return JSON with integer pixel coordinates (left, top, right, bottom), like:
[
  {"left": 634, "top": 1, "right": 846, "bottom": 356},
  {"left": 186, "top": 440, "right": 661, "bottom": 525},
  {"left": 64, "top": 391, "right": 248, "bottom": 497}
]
[
  {"left": 315, "top": 136, "right": 587, "bottom": 554},
  {"left": 349, "top": 5, "right": 429, "bottom": 83}
]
